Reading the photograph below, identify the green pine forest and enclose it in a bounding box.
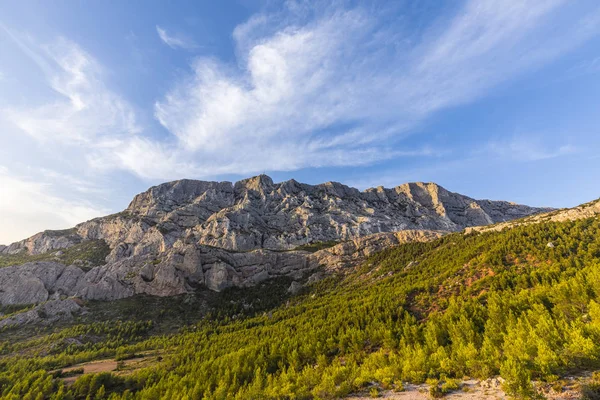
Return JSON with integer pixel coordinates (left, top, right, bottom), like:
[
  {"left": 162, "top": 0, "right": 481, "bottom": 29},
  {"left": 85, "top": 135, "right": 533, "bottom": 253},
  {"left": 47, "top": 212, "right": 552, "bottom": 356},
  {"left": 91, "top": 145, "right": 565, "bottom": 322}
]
[{"left": 2, "top": 216, "right": 600, "bottom": 399}]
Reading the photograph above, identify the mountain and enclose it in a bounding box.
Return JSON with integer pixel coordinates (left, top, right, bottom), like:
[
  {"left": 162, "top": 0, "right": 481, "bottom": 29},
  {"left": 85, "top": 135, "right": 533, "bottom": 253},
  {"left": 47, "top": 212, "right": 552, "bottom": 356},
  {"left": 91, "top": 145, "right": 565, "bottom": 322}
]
[
  {"left": 0, "top": 175, "right": 551, "bottom": 306},
  {"left": 2, "top": 175, "right": 550, "bottom": 255},
  {"left": 1, "top": 196, "right": 600, "bottom": 399}
]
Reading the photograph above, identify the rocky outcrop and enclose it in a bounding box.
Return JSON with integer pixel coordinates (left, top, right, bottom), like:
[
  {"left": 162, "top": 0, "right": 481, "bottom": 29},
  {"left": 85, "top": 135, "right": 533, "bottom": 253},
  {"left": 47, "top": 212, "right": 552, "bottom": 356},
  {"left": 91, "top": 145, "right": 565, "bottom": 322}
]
[
  {"left": 311, "top": 230, "right": 444, "bottom": 270},
  {"left": 1, "top": 229, "right": 81, "bottom": 255},
  {"left": 0, "top": 230, "right": 437, "bottom": 305},
  {"left": 76, "top": 244, "right": 313, "bottom": 298},
  {"left": 287, "top": 281, "right": 303, "bottom": 295},
  {"left": 0, "top": 244, "right": 314, "bottom": 304},
  {"left": 0, "top": 262, "right": 85, "bottom": 305},
  {"left": 0, "top": 175, "right": 552, "bottom": 305},
  {"left": 0, "top": 299, "right": 83, "bottom": 329}
]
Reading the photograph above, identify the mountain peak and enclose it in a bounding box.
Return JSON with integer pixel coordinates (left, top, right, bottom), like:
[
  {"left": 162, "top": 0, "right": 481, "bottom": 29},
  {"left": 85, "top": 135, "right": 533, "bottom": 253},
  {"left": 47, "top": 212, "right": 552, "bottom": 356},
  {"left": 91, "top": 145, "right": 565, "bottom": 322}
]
[
  {"left": 127, "top": 179, "right": 233, "bottom": 215},
  {"left": 234, "top": 174, "right": 274, "bottom": 192}
]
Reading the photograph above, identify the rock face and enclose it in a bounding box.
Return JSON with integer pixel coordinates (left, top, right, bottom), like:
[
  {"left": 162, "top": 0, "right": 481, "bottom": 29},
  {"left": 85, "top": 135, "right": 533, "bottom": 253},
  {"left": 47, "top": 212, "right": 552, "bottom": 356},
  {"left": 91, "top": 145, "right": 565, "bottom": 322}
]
[
  {"left": 0, "top": 262, "right": 85, "bottom": 305},
  {"left": 69, "top": 176, "right": 551, "bottom": 255},
  {"left": 2, "top": 176, "right": 550, "bottom": 257},
  {"left": 2, "top": 229, "right": 81, "bottom": 255},
  {"left": 0, "top": 299, "right": 83, "bottom": 329},
  {"left": 0, "top": 175, "right": 551, "bottom": 305},
  {"left": 312, "top": 230, "right": 445, "bottom": 270}
]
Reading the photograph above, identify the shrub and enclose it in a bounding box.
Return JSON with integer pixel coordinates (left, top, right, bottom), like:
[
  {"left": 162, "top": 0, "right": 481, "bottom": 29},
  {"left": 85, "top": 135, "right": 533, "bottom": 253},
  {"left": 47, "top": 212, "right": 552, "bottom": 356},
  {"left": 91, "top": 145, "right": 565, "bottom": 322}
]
[
  {"left": 441, "top": 378, "right": 460, "bottom": 394},
  {"left": 369, "top": 387, "right": 380, "bottom": 398},
  {"left": 582, "top": 382, "right": 600, "bottom": 400}
]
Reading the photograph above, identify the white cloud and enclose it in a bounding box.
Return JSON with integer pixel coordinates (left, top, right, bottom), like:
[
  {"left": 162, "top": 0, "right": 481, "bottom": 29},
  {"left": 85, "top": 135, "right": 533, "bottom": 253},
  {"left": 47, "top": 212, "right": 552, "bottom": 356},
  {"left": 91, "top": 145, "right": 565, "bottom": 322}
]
[
  {"left": 137, "top": 0, "right": 599, "bottom": 180},
  {"left": 156, "top": 26, "right": 197, "bottom": 50},
  {"left": 0, "top": 166, "right": 108, "bottom": 245},
  {"left": 1, "top": 36, "right": 140, "bottom": 146},
  {"left": 38, "top": 168, "right": 105, "bottom": 195}
]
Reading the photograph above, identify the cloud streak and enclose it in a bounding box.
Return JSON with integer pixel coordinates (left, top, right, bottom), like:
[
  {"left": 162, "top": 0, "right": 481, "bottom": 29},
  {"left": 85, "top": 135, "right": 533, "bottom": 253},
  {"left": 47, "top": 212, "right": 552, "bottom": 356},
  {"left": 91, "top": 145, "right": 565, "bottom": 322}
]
[
  {"left": 1, "top": 34, "right": 140, "bottom": 146},
  {"left": 485, "top": 136, "right": 577, "bottom": 161},
  {"left": 156, "top": 26, "right": 197, "bottom": 50},
  {"left": 0, "top": 31, "right": 140, "bottom": 243}
]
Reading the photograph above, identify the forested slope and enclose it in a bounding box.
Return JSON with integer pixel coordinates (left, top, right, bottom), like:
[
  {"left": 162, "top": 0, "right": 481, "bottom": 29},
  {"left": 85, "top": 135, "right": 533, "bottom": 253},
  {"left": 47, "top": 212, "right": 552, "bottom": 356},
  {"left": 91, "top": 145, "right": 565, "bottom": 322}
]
[{"left": 2, "top": 215, "right": 600, "bottom": 399}]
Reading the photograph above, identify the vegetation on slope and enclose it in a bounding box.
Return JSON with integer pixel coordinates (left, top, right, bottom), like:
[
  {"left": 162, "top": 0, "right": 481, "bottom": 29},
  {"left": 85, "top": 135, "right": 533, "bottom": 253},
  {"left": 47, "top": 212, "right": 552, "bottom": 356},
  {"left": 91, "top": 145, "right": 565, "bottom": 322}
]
[
  {"left": 1, "top": 217, "right": 600, "bottom": 399},
  {"left": 294, "top": 240, "right": 340, "bottom": 253},
  {"left": 0, "top": 240, "right": 110, "bottom": 269}
]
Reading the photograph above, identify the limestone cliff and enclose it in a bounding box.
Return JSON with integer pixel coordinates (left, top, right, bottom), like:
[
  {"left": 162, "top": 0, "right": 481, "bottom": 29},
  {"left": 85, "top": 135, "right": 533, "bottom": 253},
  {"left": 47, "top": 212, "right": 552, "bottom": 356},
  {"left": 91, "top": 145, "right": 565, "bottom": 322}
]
[{"left": 0, "top": 175, "right": 552, "bottom": 305}]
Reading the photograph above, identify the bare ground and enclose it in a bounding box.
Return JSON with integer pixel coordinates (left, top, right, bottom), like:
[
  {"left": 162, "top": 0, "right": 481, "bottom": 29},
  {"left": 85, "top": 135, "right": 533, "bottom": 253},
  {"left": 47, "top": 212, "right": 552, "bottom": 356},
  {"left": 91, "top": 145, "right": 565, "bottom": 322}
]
[
  {"left": 348, "top": 375, "right": 592, "bottom": 400},
  {"left": 56, "top": 351, "right": 162, "bottom": 385}
]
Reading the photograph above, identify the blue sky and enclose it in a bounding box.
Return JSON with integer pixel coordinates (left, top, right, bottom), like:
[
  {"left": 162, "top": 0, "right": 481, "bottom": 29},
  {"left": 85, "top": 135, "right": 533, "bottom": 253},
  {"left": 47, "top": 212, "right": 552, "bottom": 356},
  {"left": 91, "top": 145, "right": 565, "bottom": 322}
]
[{"left": 0, "top": 0, "right": 599, "bottom": 244}]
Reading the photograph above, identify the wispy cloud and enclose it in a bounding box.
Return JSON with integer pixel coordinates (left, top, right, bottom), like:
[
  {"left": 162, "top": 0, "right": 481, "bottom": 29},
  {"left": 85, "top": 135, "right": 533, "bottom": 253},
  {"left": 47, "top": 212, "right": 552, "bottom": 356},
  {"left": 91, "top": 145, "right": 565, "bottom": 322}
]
[
  {"left": 1, "top": 32, "right": 140, "bottom": 146},
  {"left": 0, "top": 30, "right": 142, "bottom": 243},
  {"left": 156, "top": 25, "right": 197, "bottom": 50},
  {"left": 38, "top": 168, "right": 105, "bottom": 195},
  {"left": 485, "top": 136, "right": 577, "bottom": 161},
  {"left": 138, "top": 0, "right": 599, "bottom": 179},
  {"left": 568, "top": 56, "right": 600, "bottom": 77}
]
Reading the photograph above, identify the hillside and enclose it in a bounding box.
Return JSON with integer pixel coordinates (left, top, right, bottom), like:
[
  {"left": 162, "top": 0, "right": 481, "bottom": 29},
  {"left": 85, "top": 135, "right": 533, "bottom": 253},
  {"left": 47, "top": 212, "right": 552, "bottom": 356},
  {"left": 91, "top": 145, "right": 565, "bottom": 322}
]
[
  {"left": 467, "top": 197, "right": 600, "bottom": 233},
  {"left": 0, "top": 176, "right": 549, "bottom": 306},
  {"left": 1, "top": 206, "right": 600, "bottom": 398}
]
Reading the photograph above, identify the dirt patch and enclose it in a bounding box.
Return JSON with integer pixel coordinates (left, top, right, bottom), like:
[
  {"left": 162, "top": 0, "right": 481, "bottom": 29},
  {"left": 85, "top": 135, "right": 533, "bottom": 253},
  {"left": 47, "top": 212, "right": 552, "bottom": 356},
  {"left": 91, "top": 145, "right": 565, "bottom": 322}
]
[
  {"left": 115, "top": 354, "right": 160, "bottom": 374},
  {"left": 60, "top": 359, "right": 118, "bottom": 385},
  {"left": 64, "top": 359, "right": 118, "bottom": 374},
  {"left": 348, "top": 380, "right": 505, "bottom": 400},
  {"left": 348, "top": 375, "right": 592, "bottom": 400},
  {"left": 56, "top": 352, "right": 162, "bottom": 385}
]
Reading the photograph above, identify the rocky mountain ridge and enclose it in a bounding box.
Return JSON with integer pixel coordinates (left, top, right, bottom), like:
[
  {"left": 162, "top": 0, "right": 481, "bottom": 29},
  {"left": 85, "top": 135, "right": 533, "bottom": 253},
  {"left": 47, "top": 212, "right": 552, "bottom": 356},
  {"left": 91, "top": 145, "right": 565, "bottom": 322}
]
[
  {"left": 2, "top": 175, "right": 550, "bottom": 255},
  {"left": 0, "top": 175, "right": 552, "bottom": 308},
  {"left": 466, "top": 197, "right": 600, "bottom": 234}
]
